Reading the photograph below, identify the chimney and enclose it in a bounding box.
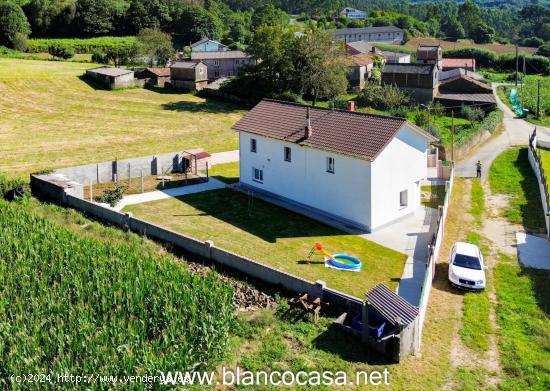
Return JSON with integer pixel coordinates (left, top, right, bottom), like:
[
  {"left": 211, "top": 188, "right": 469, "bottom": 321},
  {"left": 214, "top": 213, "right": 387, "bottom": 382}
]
[
  {"left": 305, "top": 107, "right": 313, "bottom": 139},
  {"left": 347, "top": 101, "right": 356, "bottom": 112}
]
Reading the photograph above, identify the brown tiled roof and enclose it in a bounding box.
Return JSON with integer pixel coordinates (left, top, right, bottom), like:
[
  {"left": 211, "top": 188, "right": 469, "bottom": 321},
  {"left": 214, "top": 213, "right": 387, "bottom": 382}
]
[
  {"left": 350, "top": 53, "right": 374, "bottom": 67},
  {"left": 147, "top": 67, "right": 170, "bottom": 77},
  {"left": 232, "top": 100, "right": 434, "bottom": 161},
  {"left": 442, "top": 58, "right": 475, "bottom": 68}
]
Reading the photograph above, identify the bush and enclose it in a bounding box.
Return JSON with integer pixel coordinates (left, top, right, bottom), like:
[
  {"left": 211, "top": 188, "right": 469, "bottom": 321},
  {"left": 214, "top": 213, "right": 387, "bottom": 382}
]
[
  {"left": 498, "top": 53, "right": 550, "bottom": 75},
  {"left": 358, "top": 83, "right": 409, "bottom": 110},
  {"left": 0, "top": 2, "right": 30, "bottom": 48},
  {"left": 537, "top": 43, "right": 550, "bottom": 58},
  {"left": 520, "top": 37, "right": 545, "bottom": 48},
  {"left": 48, "top": 44, "right": 74, "bottom": 59},
  {"left": 387, "top": 105, "right": 410, "bottom": 118},
  {"left": 480, "top": 109, "right": 503, "bottom": 133},
  {"left": 414, "top": 109, "right": 429, "bottom": 127},
  {"left": 96, "top": 184, "right": 127, "bottom": 206},
  {"left": 0, "top": 175, "right": 25, "bottom": 197},
  {"left": 91, "top": 50, "right": 108, "bottom": 64},
  {"left": 463, "top": 106, "right": 485, "bottom": 125},
  {"left": 444, "top": 47, "right": 499, "bottom": 68},
  {"left": 12, "top": 32, "right": 27, "bottom": 52},
  {"left": 425, "top": 123, "right": 440, "bottom": 138},
  {"left": 269, "top": 91, "right": 303, "bottom": 103}
]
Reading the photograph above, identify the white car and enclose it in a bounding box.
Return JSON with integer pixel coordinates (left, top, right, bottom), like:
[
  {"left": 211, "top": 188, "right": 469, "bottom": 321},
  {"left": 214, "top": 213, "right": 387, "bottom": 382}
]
[{"left": 448, "top": 242, "right": 487, "bottom": 290}]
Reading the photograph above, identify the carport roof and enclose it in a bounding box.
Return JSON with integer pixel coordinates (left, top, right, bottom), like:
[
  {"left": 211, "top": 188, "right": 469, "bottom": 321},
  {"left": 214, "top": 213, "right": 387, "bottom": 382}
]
[{"left": 366, "top": 284, "right": 419, "bottom": 326}]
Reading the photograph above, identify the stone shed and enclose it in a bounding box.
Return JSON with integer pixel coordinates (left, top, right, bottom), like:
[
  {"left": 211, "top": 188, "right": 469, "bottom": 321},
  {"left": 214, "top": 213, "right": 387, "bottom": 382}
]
[
  {"left": 170, "top": 61, "right": 208, "bottom": 91},
  {"left": 135, "top": 67, "right": 171, "bottom": 87},
  {"left": 85, "top": 67, "right": 135, "bottom": 89}
]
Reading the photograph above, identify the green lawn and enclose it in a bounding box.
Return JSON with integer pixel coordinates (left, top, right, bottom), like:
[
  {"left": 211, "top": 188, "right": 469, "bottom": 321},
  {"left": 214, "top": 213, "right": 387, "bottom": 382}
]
[
  {"left": 0, "top": 58, "right": 243, "bottom": 178},
  {"left": 494, "top": 254, "right": 550, "bottom": 390},
  {"left": 540, "top": 148, "right": 550, "bottom": 189},
  {"left": 207, "top": 162, "right": 239, "bottom": 184},
  {"left": 489, "top": 147, "right": 547, "bottom": 232},
  {"left": 124, "top": 189, "right": 407, "bottom": 298}
]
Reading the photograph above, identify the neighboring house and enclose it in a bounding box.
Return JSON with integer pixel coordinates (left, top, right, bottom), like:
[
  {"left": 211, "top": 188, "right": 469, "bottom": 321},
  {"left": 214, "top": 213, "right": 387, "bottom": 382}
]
[
  {"left": 135, "top": 67, "right": 171, "bottom": 87},
  {"left": 232, "top": 99, "right": 436, "bottom": 232},
  {"left": 190, "top": 38, "right": 229, "bottom": 52},
  {"left": 334, "top": 26, "right": 404, "bottom": 44},
  {"left": 85, "top": 67, "right": 134, "bottom": 89},
  {"left": 334, "top": 7, "right": 367, "bottom": 20},
  {"left": 435, "top": 69, "right": 495, "bottom": 109},
  {"left": 382, "top": 63, "right": 439, "bottom": 103},
  {"left": 346, "top": 41, "right": 410, "bottom": 63},
  {"left": 442, "top": 58, "right": 476, "bottom": 72},
  {"left": 349, "top": 53, "right": 374, "bottom": 91},
  {"left": 170, "top": 61, "right": 208, "bottom": 91},
  {"left": 416, "top": 45, "right": 443, "bottom": 70},
  {"left": 190, "top": 50, "right": 255, "bottom": 80}
]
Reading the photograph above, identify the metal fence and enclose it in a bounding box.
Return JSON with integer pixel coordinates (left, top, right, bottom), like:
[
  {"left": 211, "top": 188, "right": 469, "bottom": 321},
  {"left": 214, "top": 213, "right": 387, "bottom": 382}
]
[{"left": 528, "top": 129, "right": 550, "bottom": 239}]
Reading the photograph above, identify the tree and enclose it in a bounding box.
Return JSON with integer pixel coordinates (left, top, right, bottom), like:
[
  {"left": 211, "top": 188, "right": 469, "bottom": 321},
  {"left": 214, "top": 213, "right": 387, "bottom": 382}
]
[
  {"left": 137, "top": 28, "right": 174, "bottom": 66},
  {"left": 251, "top": 3, "right": 288, "bottom": 30},
  {"left": 0, "top": 2, "right": 30, "bottom": 48},
  {"left": 23, "top": 0, "right": 74, "bottom": 36},
  {"left": 172, "top": 5, "right": 223, "bottom": 43},
  {"left": 440, "top": 15, "right": 465, "bottom": 41},
  {"left": 296, "top": 30, "right": 349, "bottom": 105},
  {"left": 458, "top": 0, "right": 481, "bottom": 36},
  {"left": 470, "top": 23, "right": 494, "bottom": 44},
  {"left": 463, "top": 106, "right": 485, "bottom": 126},
  {"left": 537, "top": 43, "right": 550, "bottom": 58},
  {"left": 126, "top": 0, "right": 170, "bottom": 34},
  {"left": 105, "top": 44, "right": 139, "bottom": 67},
  {"left": 75, "top": 0, "right": 116, "bottom": 36}
]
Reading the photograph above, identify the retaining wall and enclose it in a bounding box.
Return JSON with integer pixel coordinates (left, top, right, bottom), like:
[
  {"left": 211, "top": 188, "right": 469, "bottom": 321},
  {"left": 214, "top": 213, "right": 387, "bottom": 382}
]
[
  {"left": 417, "top": 165, "right": 455, "bottom": 346},
  {"left": 528, "top": 131, "right": 550, "bottom": 239}
]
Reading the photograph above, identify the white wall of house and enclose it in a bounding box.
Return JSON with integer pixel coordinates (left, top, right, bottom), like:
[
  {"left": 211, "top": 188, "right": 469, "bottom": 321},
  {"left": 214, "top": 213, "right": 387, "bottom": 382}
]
[
  {"left": 192, "top": 40, "right": 228, "bottom": 52},
  {"left": 369, "top": 125, "right": 429, "bottom": 230},
  {"left": 239, "top": 132, "right": 372, "bottom": 229}
]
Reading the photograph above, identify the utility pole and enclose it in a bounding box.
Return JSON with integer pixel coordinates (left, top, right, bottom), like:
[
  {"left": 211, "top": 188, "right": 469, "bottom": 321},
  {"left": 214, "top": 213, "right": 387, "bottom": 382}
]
[
  {"left": 451, "top": 110, "right": 455, "bottom": 162},
  {"left": 515, "top": 44, "right": 519, "bottom": 87},
  {"left": 537, "top": 79, "right": 541, "bottom": 119}
]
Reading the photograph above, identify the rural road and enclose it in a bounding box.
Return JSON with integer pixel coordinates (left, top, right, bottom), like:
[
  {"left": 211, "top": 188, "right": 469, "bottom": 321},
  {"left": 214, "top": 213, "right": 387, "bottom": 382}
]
[{"left": 455, "top": 84, "right": 550, "bottom": 180}]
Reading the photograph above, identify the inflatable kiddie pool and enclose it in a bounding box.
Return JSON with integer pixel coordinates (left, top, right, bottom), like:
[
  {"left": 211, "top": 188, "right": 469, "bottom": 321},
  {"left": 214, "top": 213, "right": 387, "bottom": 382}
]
[{"left": 328, "top": 254, "right": 362, "bottom": 271}]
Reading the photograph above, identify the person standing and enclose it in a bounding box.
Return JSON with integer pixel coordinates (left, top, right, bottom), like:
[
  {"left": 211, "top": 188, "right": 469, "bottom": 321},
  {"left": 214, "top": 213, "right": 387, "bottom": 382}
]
[{"left": 476, "top": 160, "right": 482, "bottom": 178}]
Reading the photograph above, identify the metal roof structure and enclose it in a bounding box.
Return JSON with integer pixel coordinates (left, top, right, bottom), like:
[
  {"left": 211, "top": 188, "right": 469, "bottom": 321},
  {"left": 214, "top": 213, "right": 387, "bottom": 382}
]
[
  {"left": 87, "top": 67, "right": 133, "bottom": 77},
  {"left": 334, "top": 26, "right": 404, "bottom": 35},
  {"left": 366, "top": 284, "right": 419, "bottom": 326}
]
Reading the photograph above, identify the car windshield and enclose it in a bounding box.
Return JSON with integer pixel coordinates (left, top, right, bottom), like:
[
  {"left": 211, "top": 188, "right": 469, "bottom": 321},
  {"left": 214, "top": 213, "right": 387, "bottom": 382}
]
[{"left": 453, "top": 253, "right": 481, "bottom": 270}]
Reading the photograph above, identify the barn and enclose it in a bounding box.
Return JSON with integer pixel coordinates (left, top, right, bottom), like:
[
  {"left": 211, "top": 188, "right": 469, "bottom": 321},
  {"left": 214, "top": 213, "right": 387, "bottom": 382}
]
[{"left": 85, "top": 67, "right": 134, "bottom": 89}]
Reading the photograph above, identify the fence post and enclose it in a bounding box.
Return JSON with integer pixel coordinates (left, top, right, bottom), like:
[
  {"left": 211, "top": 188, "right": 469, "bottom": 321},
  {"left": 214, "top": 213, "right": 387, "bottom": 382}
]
[{"left": 140, "top": 170, "right": 144, "bottom": 193}]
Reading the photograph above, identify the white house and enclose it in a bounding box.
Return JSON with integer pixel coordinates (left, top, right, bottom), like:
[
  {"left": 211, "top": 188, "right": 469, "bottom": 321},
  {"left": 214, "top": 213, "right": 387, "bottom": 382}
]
[
  {"left": 335, "top": 7, "right": 367, "bottom": 20},
  {"left": 190, "top": 38, "right": 229, "bottom": 52},
  {"left": 334, "top": 26, "right": 404, "bottom": 44},
  {"left": 232, "top": 100, "right": 436, "bottom": 232}
]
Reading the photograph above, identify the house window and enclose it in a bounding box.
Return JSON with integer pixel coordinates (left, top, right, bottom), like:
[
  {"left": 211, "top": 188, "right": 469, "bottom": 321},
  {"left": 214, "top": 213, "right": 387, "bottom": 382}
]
[
  {"left": 250, "top": 138, "right": 257, "bottom": 153},
  {"left": 326, "top": 157, "right": 335, "bottom": 173},
  {"left": 400, "top": 190, "right": 408, "bottom": 208},
  {"left": 253, "top": 167, "right": 263, "bottom": 183},
  {"left": 214, "top": 59, "right": 219, "bottom": 66},
  {"left": 284, "top": 147, "right": 291, "bottom": 162}
]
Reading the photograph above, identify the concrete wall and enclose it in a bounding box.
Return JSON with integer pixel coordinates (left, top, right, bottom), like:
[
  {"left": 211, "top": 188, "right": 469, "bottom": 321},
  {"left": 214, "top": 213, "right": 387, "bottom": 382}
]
[
  {"left": 239, "top": 131, "right": 373, "bottom": 230},
  {"left": 528, "top": 133, "right": 550, "bottom": 238},
  {"left": 417, "top": 166, "right": 454, "bottom": 348},
  {"left": 370, "top": 125, "right": 429, "bottom": 230},
  {"left": 54, "top": 149, "right": 204, "bottom": 185}
]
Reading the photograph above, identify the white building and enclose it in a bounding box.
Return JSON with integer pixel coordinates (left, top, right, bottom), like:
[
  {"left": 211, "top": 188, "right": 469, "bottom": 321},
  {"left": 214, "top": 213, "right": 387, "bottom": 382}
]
[
  {"left": 334, "top": 26, "right": 404, "bottom": 44},
  {"left": 336, "top": 7, "right": 367, "bottom": 20},
  {"left": 232, "top": 100, "right": 436, "bottom": 232},
  {"left": 190, "top": 38, "right": 229, "bottom": 52}
]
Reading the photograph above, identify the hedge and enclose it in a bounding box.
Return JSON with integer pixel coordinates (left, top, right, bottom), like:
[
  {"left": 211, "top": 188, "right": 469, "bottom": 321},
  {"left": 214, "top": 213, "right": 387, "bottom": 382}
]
[{"left": 27, "top": 36, "right": 137, "bottom": 54}]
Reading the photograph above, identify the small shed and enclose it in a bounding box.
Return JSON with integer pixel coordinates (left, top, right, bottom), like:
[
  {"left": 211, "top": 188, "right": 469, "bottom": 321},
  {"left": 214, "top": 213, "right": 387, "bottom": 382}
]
[
  {"left": 362, "top": 284, "right": 419, "bottom": 362},
  {"left": 417, "top": 45, "right": 443, "bottom": 69},
  {"left": 381, "top": 63, "right": 438, "bottom": 103},
  {"left": 135, "top": 67, "right": 171, "bottom": 87},
  {"left": 85, "top": 67, "right": 134, "bottom": 89},
  {"left": 170, "top": 61, "right": 208, "bottom": 91},
  {"left": 349, "top": 53, "right": 374, "bottom": 91}
]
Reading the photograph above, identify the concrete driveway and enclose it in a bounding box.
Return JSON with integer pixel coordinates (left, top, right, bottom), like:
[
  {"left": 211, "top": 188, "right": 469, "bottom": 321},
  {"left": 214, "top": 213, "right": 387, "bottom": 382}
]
[
  {"left": 455, "top": 84, "right": 550, "bottom": 180},
  {"left": 360, "top": 205, "right": 439, "bottom": 305}
]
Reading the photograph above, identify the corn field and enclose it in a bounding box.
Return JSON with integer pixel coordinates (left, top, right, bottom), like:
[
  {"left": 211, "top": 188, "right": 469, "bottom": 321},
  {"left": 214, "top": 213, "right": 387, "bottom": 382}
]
[{"left": 0, "top": 201, "right": 234, "bottom": 389}]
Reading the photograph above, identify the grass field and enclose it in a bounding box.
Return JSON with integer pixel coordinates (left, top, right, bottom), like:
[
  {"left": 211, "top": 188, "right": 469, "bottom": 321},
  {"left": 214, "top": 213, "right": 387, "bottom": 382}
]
[
  {"left": 405, "top": 37, "right": 536, "bottom": 55},
  {"left": 541, "top": 148, "right": 550, "bottom": 189},
  {"left": 498, "top": 76, "right": 550, "bottom": 127},
  {"left": 0, "top": 58, "right": 243, "bottom": 178},
  {"left": 489, "top": 147, "right": 547, "bottom": 232},
  {"left": 124, "top": 188, "right": 407, "bottom": 298}
]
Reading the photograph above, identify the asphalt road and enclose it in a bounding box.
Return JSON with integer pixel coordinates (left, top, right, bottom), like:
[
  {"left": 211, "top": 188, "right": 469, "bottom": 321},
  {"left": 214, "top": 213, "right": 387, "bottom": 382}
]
[{"left": 455, "top": 84, "right": 550, "bottom": 180}]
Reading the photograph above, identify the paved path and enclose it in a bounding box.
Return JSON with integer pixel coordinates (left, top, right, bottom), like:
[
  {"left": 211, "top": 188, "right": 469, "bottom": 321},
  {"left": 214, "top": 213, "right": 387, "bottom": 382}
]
[
  {"left": 360, "top": 206, "right": 439, "bottom": 305},
  {"left": 455, "top": 85, "right": 550, "bottom": 180},
  {"left": 516, "top": 232, "right": 550, "bottom": 269},
  {"left": 211, "top": 150, "right": 239, "bottom": 165},
  {"left": 111, "top": 178, "right": 226, "bottom": 211}
]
